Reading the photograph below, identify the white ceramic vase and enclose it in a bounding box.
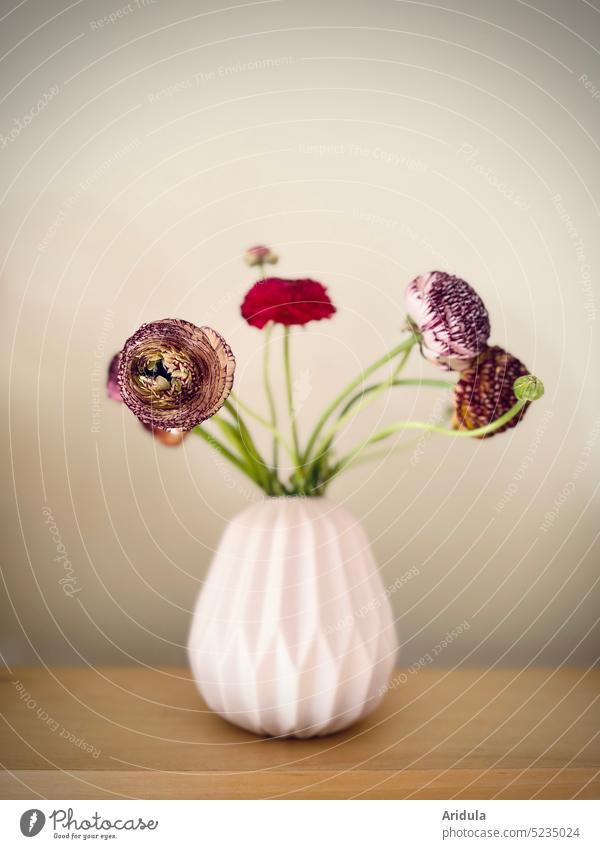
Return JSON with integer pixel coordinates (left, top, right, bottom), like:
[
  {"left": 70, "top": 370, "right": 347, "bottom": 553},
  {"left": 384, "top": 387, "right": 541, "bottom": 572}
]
[{"left": 187, "top": 497, "right": 398, "bottom": 738}]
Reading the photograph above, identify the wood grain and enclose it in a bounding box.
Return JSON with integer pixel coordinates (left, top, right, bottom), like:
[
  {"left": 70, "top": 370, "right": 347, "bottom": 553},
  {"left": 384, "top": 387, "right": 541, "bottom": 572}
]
[{"left": 1, "top": 666, "right": 598, "bottom": 799}]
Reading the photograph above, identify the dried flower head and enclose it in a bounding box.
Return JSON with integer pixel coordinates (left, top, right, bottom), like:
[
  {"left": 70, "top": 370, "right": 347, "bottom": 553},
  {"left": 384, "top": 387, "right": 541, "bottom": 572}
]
[
  {"left": 107, "top": 353, "right": 122, "bottom": 402},
  {"left": 453, "top": 346, "right": 530, "bottom": 437},
  {"left": 117, "top": 319, "right": 235, "bottom": 430},
  {"left": 406, "top": 270, "right": 490, "bottom": 370},
  {"left": 244, "top": 245, "right": 278, "bottom": 267},
  {"left": 241, "top": 277, "right": 336, "bottom": 328}
]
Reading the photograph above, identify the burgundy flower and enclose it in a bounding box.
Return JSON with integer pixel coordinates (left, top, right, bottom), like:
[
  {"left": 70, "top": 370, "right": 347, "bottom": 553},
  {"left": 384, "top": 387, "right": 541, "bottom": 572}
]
[
  {"left": 107, "top": 353, "right": 122, "bottom": 402},
  {"left": 244, "top": 245, "right": 278, "bottom": 267},
  {"left": 241, "top": 277, "right": 336, "bottom": 328},
  {"left": 406, "top": 271, "right": 490, "bottom": 370},
  {"left": 453, "top": 346, "right": 530, "bottom": 438},
  {"left": 117, "top": 319, "right": 235, "bottom": 430}
]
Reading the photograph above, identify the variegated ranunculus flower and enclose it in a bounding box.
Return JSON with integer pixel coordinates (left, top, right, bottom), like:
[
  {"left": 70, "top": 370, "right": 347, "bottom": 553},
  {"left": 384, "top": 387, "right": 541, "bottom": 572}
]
[
  {"left": 107, "top": 353, "right": 189, "bottom": 447},
  {"left": 452, "top": 346, "right": 530, "bottom": 438},
  {"left": 406, "top": 271, "right": 491, "bottom": 370},
  {"left": 117, "top": 319, "right": 235, "bottom": 430}
]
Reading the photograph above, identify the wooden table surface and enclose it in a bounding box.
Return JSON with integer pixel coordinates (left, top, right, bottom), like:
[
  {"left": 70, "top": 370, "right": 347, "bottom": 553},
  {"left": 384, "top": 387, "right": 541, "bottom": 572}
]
[{"left": 1, "top": 666, "right": 598, "bottom": 799}]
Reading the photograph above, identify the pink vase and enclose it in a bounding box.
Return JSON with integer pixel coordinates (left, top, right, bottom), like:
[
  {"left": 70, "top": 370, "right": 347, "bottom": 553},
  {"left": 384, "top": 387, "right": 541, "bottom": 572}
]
[{"left": 187, "top": 497, "right": 398, "bottom": 738}]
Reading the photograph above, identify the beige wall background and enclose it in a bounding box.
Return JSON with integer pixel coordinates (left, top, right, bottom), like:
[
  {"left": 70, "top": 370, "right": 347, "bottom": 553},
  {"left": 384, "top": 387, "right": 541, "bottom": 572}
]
[{"left": 1, "top": 0, "right": 598, "bottom": 669}]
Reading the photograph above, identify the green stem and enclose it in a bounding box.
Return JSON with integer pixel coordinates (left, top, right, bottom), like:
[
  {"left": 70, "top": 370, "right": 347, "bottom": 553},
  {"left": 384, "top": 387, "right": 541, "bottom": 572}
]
[
  {"left": 339, "top": 378, "right": 454, "bottom": 418},
  {"left": 342, "top": 436, "right": 423, "bottom": 469},
  {"left": 262, "top": 322, "right": 279, "bottom": 469},
  {"left": 192, "top": 424, "right": 260, "bottom": 485},
  {"left": 306, "top": 374, "right": 452, "bottom": 490},
  {"left": 331, "top": 398, "right": 528, "bottom": 478},
  {"left": 311, "top": 343, "right": 416, "bottom": 463},
  {"left": 229, "top": 390, "right": 294, "bottom": 460},
  {"left": 283, "top": 327, "right": 302, "bottom": 469},
  {"left": 302, "top": 333, "right": 418, "bottom": 464},
  {"left": 222, "top": 400, "right": 275, "bottom": 493}
]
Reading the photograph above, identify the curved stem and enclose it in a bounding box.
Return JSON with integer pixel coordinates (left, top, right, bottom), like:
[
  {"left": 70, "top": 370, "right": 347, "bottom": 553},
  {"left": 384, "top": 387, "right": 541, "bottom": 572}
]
[
  {"left": 310, "top": 377, "right": 454, "bottom": 476},
  {"left": 322, "top": 379, "right": 453, "bottom": 473},
  {"left": 311, "top": 343, "right": 415, "bottom": 464},
  {"left": 331, "top": 398, "right": 528, "bottom": 477},
  {"left": 283, "top": 327, "right": 302, "bottom": 468},
  {"left": 262, "top": 322, "right": 279, "bottom": 469},
  {"left": 339, "top": 377, "right": 455, "bottom": 418},
  {"left": 302, "top": 332, "right": 418, "bottom": 464},
  {"left": 342, "top": 436, "right": 423, "bottom": 469}
]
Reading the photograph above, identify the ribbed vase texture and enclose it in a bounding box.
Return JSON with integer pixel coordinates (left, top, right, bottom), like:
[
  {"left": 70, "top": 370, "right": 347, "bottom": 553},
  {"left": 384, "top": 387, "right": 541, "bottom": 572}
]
[{"left": 187, "top": 497, "right": 398, "bottom": 738}]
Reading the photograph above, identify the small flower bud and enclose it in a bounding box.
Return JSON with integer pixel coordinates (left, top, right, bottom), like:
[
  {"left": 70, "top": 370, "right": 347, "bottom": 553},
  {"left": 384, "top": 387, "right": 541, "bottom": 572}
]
[
  {"left": 244, "top": 245, "right": 278, "bottom": 266},
  {"left": 514, "top": 375, "right": 544, "bottom": 402}
]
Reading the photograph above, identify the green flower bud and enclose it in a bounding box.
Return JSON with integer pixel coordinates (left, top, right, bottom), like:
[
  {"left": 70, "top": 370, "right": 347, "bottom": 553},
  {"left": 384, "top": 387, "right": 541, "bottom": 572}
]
[{"left": 514, "top": 375, "right": 544, "bottom": 402}]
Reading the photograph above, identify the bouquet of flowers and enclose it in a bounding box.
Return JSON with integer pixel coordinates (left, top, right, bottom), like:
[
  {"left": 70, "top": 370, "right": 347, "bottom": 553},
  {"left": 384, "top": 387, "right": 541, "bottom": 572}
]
[{"left": 107, "top": 245, "right": 544, "bottom": 496}]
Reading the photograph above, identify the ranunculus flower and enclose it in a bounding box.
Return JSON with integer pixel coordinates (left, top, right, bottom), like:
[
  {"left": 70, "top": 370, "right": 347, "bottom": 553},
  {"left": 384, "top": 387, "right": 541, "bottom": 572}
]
[
  {"left": 244, "top": 245, "right": 278, "bottom": 267},
  {"left": 117, "top": 319, "right": 235, "bottom": 430},
  {"left": 107, "top": 353, "right": 122, "bottom": 401},
  {"left": 452, "top": 346, "right": 530, "bottom": 437},
  {"left": 108, "top": 352, "right": 189, "bottom": 445},
  {"left": 406, "top": 270, "right": 490, "bottom": 370},
  {"left": 241, "top": 277, "right": 336, "bottom": 328}
]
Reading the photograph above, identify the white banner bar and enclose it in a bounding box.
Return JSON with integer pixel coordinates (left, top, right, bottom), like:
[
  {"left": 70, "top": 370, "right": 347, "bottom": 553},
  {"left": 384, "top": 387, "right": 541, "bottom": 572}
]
[{"left": 1, "top": 799, "right": 599, "bottom": 848}]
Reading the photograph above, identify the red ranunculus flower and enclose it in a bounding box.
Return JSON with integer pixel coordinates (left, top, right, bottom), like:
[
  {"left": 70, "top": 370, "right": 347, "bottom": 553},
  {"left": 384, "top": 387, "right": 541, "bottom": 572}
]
[{"left": 241, "top": 277, "right": 336, "bottom": 328}]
